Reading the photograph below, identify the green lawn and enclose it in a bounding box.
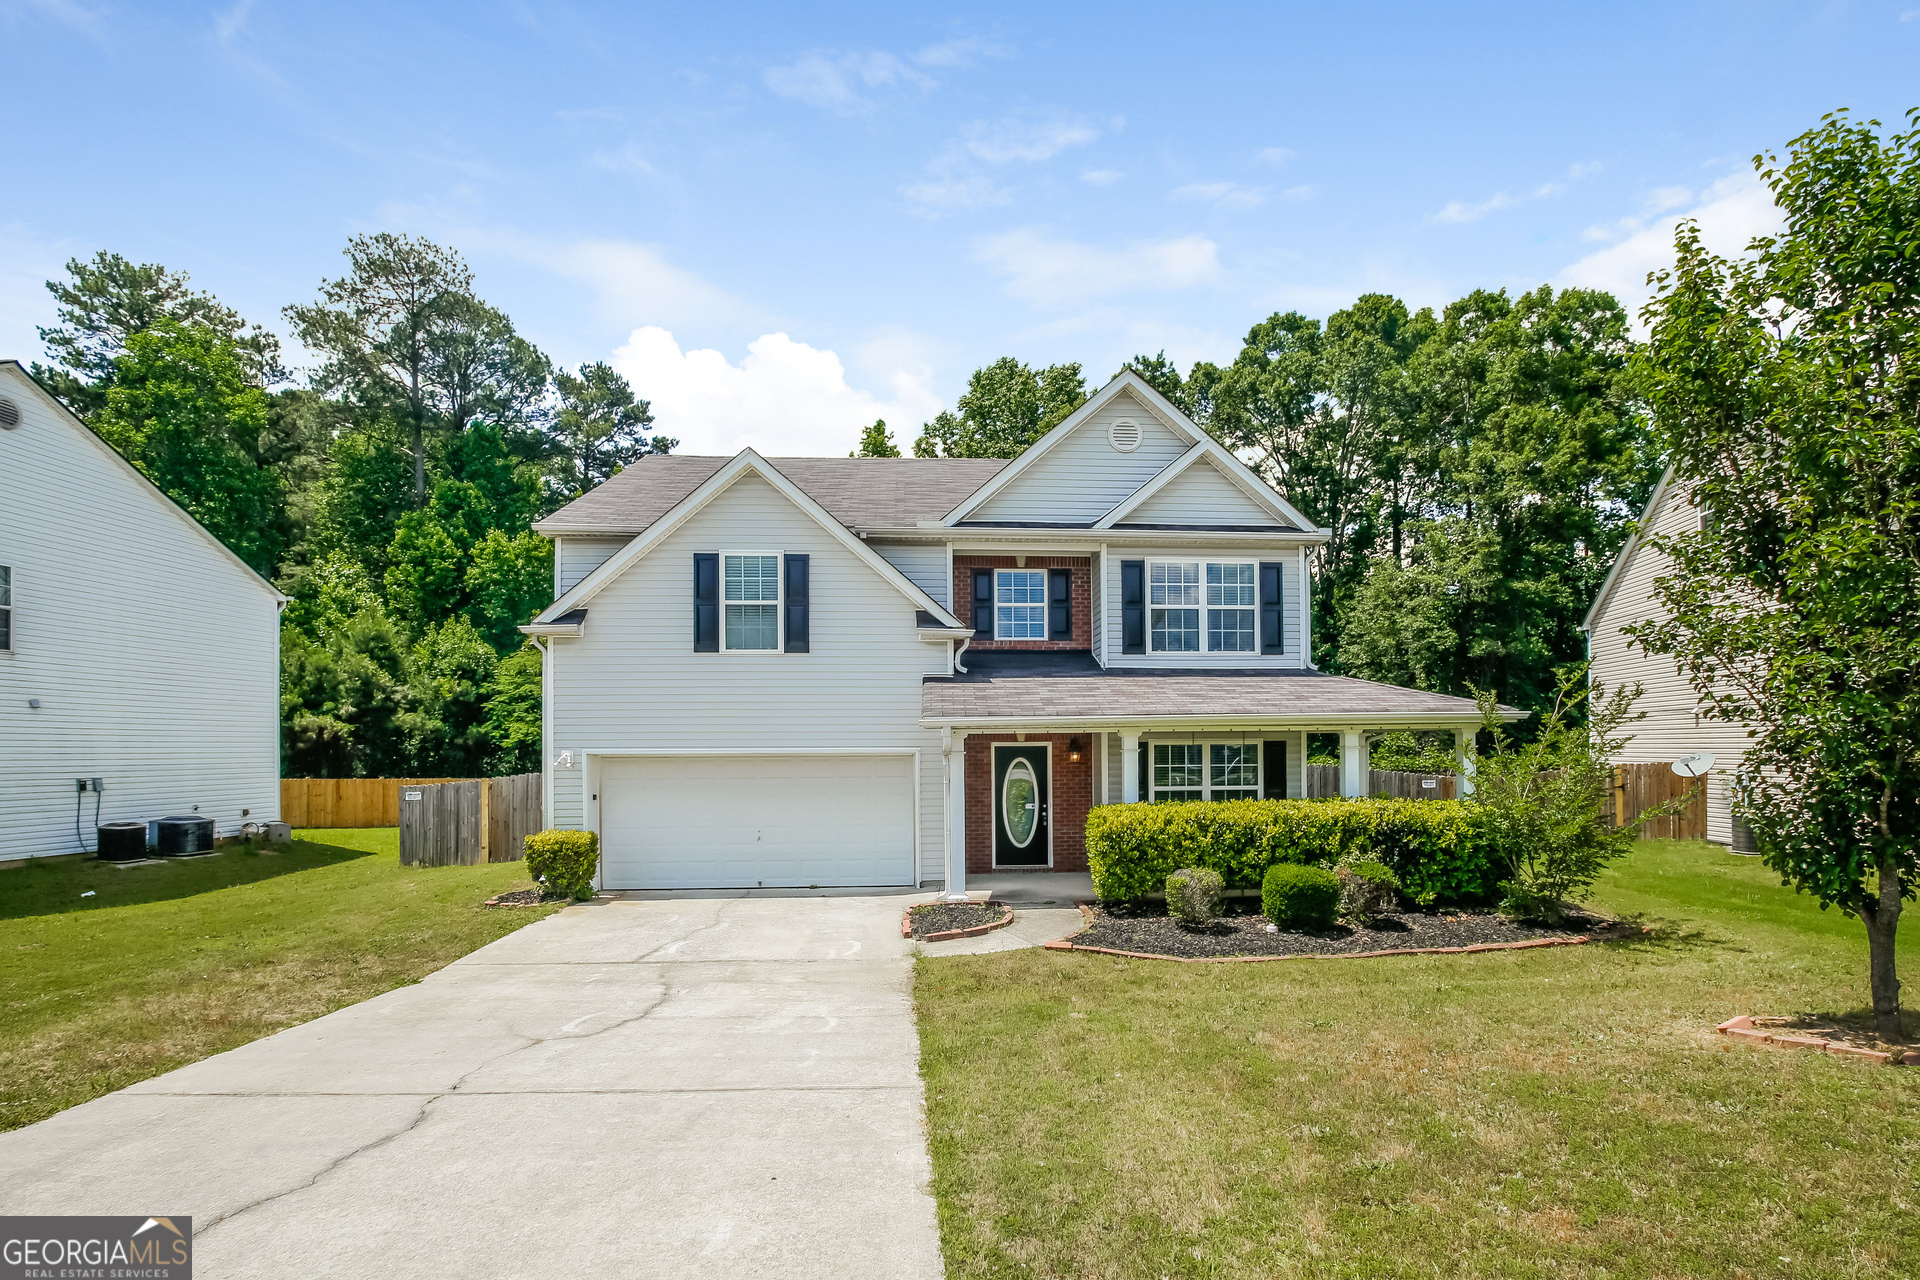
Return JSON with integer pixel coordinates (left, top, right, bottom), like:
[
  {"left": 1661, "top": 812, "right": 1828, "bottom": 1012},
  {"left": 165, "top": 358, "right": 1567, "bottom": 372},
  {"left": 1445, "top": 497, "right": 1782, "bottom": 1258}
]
[
  {"left": 0, "top": 830, "right": 560, "bottom": 1132},
  {"left": 915, "top": 840, "right": 1920, "bottom": 1279}
]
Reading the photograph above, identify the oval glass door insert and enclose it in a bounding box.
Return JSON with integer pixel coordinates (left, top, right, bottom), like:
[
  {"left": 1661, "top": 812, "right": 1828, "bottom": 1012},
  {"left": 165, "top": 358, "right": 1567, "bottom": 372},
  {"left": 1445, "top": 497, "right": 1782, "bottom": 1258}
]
[{"left": 1002, "top": 759, "right": 1038, "bottom": 847}]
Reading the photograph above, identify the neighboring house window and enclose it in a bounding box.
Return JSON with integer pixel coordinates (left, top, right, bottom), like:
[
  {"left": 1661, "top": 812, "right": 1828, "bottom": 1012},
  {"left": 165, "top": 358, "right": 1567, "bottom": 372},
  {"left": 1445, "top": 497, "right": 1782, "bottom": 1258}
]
[
  {"left": 1149, "top": 561, "right": 1201, "bottom": 651},
  {"left": 723, "top": 553, "right": 780, "bottom": 650},
  {"left": 1150, "top": 560, "right": 1258, "bottom": 652},
  {"left": 1207, "top": 562, "right": 1257, "bottom": 652},
  {"left": 1151, "top": 742, "right": 1261, "bottom": 802},
  {"left": 0, "top": 565, "right": 10, "bottom": 650},
  {"left": 995, "top": 570, "right": 1047, "bottom": 639}
]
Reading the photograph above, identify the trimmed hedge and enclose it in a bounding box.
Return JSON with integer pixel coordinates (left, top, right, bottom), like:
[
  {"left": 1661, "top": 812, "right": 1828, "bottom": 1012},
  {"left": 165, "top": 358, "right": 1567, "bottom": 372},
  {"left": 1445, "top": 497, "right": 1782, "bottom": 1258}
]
[
  {"left": 524, "top": 829, "right": 600, "bottom": 901},
  {"left": 1264, "top": 863, "right": 1341, "bottom": 929},
  {"left": 1083, "top": 798, "right": 1498, "bottom": 904}
]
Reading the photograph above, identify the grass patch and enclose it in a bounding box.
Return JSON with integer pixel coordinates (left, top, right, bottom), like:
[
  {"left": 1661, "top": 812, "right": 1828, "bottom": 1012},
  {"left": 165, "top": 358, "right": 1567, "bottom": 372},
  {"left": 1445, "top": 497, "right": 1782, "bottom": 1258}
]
[
  {"left": 0, "top": 829, "right": 560, "bottom": 1132},
  {"left": 915, "top": 840, "right": 1920, "bottom": 1278}
]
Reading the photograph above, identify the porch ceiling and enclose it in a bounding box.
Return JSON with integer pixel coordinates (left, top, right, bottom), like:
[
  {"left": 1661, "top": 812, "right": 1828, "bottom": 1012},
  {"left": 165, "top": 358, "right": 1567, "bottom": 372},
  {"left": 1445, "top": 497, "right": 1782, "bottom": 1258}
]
[{"left": 922, "top": 652, "right": 1519, "bottom": 728}]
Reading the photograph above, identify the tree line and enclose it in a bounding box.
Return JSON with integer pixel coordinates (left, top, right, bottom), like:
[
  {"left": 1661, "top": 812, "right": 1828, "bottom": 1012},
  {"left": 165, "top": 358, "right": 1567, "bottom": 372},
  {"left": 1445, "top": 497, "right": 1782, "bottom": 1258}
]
[{"left": 32, "top": 234, "right": 671, "bottom": 779}]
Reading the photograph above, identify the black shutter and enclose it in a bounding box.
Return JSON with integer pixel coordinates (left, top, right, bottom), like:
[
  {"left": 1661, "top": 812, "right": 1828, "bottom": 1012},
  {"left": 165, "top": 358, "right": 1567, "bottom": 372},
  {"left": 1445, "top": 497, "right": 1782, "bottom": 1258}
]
[
  {"left": 1138, "top": 739, "right": 1150, "bottom": 800},
  {"left": 693, "top": 553, "right": 718, "bottom": 652},
  {"left": 1121, "top": 560, "right": 1145, "bottom": 654},
  {"left": 1263, "top": 739, "right": 1287, "bottom": 798},
  {"left": 1260, "top": 561, "right": 1284, "bottom": 654},
  {"left": 1049, "top": 568, "right": 1072, "bottom": 640},
  {"left": 784, "top": 554, "right": 810, "bottom": 653},
  {"left": 972, "top": 568, "right": 994, "bottom": 637}
]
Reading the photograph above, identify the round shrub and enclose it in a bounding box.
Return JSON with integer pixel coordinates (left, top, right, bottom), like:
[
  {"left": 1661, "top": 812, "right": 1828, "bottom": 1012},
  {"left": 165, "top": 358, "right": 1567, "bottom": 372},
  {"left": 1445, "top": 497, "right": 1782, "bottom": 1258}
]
[
  {"left": 523, "top": 828, "right": 600, "bottom": 901},
  {"left": 1337, "top": 860, "right": 1402, "bottom": 922},
  {"left": 1262, "top": 863, "right": 1341, "bottom": 931},
  {"left": 1165, "top": 866, "right": 1224, "bottom": 927}
]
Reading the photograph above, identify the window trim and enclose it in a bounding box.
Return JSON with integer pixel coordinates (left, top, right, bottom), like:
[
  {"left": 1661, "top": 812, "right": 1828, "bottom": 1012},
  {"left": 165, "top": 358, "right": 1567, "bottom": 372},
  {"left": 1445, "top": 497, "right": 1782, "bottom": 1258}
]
[
  {"left": 0, "top": 563, "right": 11, "bottom": 653},
  {"left": 719, "top": 549, "right": 784, "bottom": 653},
  {"left": 993, "top": 567, "right": 1049, "bottom": 641},
  {"left": 1148, "top": 740, "right": 1264, "bottom": 803},
  {"left": 1146, "top": 558, "right": 1261, "bottom": 653}
]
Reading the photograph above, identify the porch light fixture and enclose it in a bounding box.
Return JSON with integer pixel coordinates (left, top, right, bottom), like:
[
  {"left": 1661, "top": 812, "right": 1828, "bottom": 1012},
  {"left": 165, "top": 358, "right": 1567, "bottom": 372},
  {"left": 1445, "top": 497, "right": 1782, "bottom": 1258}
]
[{"left": 1069, "top": 737, "right": 1083, "bottom": 762}]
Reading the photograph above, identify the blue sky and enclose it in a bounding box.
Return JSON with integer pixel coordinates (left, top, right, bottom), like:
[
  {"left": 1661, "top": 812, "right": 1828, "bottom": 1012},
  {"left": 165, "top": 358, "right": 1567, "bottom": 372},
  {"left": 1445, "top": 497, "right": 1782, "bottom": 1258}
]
[{"left": 2, "top": 0, "right": 1915, "bottom": 455}]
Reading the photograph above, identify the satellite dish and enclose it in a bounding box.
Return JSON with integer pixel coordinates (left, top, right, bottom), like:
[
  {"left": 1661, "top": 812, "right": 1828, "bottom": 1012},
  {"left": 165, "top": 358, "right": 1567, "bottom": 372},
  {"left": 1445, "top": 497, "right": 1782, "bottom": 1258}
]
[{"left": 1671, "top": 752, "right": 1716, "bottom": 777}]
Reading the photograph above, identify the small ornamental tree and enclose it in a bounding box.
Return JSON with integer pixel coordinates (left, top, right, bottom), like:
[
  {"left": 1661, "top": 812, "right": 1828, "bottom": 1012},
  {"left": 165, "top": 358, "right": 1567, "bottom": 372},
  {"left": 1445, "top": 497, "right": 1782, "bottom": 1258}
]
[{"left": 1630, "top": 109, "right": 1920, "bottom": 1039}]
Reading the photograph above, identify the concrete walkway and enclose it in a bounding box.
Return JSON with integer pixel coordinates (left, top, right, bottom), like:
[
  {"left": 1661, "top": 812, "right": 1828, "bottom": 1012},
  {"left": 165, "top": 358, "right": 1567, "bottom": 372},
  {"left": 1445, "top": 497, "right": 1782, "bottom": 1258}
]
[{"left": 0, "top": 895, "right": 949, "bottom": 1279}]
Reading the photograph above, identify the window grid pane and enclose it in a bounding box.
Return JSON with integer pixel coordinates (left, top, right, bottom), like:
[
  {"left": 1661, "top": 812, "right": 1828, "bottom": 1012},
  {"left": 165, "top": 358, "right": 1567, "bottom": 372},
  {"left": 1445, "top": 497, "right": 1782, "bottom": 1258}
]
[
  {"left": 1211, "top": 743, "right": 1259, "bottom": 789},
  {"left": 1153, "top": 743, "right": 1203, "bottom": 790},
  {"left": 724, "top": 555, "right": 779, "bottom": 602},
  {"left": 1151, "top": 608, "right": 1200, "bottom": 652},
  {"left": 1149, "top": 561, "right": 1200, "bottom": 606},
  {"left": 725, "top": 602, "right": 778, "bottom": 649},
  {"left": 995, "top": 570, "right": 1048, "bottom": 639},
  {"left": 1206, "top": 562, "right": 1256, "bottom": 607},
  {"left": 1208, "top": 609, "right": 1256, "bottom": 651},
  {"left": 0, "top": 565, "right": 10, "bottom": 607}
]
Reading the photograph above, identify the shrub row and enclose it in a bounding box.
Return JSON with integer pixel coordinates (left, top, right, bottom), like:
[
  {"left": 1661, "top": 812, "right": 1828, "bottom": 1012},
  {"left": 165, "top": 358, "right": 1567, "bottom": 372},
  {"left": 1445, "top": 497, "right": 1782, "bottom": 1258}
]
[{"left": 1083, "top": 798, "right": 1498, "bottom": 904}]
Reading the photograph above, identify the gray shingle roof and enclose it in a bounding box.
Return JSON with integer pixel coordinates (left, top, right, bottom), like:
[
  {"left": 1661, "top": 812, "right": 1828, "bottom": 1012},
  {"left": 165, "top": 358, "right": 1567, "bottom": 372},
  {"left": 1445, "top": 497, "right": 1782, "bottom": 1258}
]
[
  {"left": 921, "top": 653, "right": 1512, "bottom": 724},
  {"left": 534, "top": 454, "right": 1010, "bottom": 534}
]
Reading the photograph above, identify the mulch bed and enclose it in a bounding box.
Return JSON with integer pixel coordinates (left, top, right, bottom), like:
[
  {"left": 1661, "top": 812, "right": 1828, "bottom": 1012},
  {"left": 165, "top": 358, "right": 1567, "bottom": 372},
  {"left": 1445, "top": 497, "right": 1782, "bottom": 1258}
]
[
  {"left": 484, "top": 888, "right": 571, "bottom": 908},
  {"left": 907, "top": 902, "right": 1014, "bottom": 941},
  {"left": 1063, "top": 902, "right": 1622, "bottom": 960}
]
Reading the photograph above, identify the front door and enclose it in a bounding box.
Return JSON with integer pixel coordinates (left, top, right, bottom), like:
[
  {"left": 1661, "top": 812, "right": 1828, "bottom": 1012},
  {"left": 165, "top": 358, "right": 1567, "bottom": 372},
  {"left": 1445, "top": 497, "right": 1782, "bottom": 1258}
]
[{"left": 993, "top": 743, "right": 1050, "bottom": 867}]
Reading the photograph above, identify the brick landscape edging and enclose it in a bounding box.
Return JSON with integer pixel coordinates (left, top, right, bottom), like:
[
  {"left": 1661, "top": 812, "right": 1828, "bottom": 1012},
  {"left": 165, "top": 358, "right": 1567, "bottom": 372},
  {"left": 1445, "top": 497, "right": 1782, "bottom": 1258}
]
[
  {"left": 903, "top": 902, "right": 1017, "bottom": 943},
  {"left": 1715, "top": 1015, "right": 1917, "bottom": 1066},
  {"left": 1040, "top": 902, "right": 1645, "bottom": 963}
]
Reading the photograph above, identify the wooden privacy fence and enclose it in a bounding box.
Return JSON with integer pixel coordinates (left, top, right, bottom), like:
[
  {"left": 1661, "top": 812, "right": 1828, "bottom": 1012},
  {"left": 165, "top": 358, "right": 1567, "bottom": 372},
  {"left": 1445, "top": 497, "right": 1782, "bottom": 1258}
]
[
  {"left": 1304, "top": 765, "right": 1457, "bottom": 800},
  {"left": 399, "top": 773, "right": 543, "bottom": 866},
  {"left": 1607, "top": 761, "right": 1708, "bottom": 840},
  {"left": 281, "top": 777, "right": 475, "bottom": 828}
]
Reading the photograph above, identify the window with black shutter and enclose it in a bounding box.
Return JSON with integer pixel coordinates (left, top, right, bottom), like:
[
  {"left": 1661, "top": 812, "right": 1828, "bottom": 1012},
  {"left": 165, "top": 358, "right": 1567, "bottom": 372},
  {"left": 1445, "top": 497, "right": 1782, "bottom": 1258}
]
[
  {"left": 1048, "top": 567, "right": 1072, "bottom": 640},
  {"left": 693, "top": 553, "right": 718, "bottom": 651},
  {"left": 1260, "top": 561, "right": 1284, "bottom": 654},
  {"left": 784, "top": 554, "right": 810, "bottom": 652},
  {"left": 1121, "top": 560, "right": 1145, "bottom": 654}
]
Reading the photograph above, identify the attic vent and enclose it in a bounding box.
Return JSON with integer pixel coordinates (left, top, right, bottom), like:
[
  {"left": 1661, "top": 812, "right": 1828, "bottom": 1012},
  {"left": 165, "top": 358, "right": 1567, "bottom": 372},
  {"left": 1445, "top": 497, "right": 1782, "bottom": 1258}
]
[
  {"left": 0, "top": 397, "right": 19, "bottom": 429},
  {"left": 1107, "top": 419, "right": 1142, "bottom": 453}
]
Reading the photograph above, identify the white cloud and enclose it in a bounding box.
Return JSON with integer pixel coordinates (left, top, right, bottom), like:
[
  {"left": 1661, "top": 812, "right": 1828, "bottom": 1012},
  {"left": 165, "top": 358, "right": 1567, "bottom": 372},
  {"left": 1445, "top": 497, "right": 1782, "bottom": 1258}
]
[
  {"left": 610, "top": 328, "right": 942, "bottom": 457},
  {"left": 1257, "top": 146, "right": 1296, "bottom": 166},
  {"left": 1280, "top": 184, "right": 1318, "bottom": 204},
  {"left": 1431, "top": 191, "right": 1517, "bottom": 224},
  {"left": 0, "top": 0, "right": 103, "bottom": 36},
  {"left": 440, "top": 225, "right": 747, "bottom": 330},
  {"left": 901, "top": 173, "right": 1011, "bottom": 212},
  {"left": 1642, "top": 185, "right": 1694, "bottom": 214},
  {"left": 763, "top": 50, "right": 932, "bottom": 114},
  {"left": 591, "top": 142, "right": 661, "bottom": 180},
  {"left": 1568, "top": 160, "right": 1605, "bottom": 179},
  {"left": 1557, "top": 171, "right": 1782, "bottom": 319},
  {"left": 974, "top": 229, "right": 1222, "bottom": 307},
  {"left": 1082, "top": 169, "right": 1124, "bottom": 186},
  {"left": 211, "top": 0, "right": 253, "bottom": 44},
  {"left": 905, "top": 112, "right": 1109, "bottom": 214},
  {"left": 913, "top": 36, "right": 1013, "bottom": 67},
  {"left": 1172, "top": 181, "right": 1266, "bottom": 210}
]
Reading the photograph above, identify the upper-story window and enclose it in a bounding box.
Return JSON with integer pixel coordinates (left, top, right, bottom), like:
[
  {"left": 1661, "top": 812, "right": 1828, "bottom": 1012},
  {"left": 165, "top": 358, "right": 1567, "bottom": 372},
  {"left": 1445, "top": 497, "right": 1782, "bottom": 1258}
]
[
  {"left": 995, "top": 570, "right": 1047, "bottom": 640},
  {"left": 1150, "top": 560, "right": 1257, "bottom": 652},
  {"left": 0, "top": 565, "right": 11, "bottom": 651},
  {"left": 723, "top": 553, "right": 780, "bottom": 650}
]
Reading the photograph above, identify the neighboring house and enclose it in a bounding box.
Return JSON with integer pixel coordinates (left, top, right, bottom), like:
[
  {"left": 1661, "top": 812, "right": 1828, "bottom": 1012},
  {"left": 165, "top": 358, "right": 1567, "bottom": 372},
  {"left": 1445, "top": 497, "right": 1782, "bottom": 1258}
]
[
  {"left": 524, "top": 371, "right": 1516, "bottom": 894},
  {"left": 1582, "top": 467, "right": 1750, "bottom": 847},
  {"left": 0, "top": 362, "right": 285, "bottom": 864}
]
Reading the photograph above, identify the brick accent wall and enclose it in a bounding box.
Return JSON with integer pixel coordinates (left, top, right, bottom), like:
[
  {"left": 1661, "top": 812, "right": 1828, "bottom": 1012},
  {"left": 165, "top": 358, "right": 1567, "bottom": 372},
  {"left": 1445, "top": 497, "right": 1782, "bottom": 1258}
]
[
  {"left": 964, "top": 733, "right": 1093, "bottom": 872},
  {"left": 954, "top": 555, "right": 1092, "bottom": 651}
]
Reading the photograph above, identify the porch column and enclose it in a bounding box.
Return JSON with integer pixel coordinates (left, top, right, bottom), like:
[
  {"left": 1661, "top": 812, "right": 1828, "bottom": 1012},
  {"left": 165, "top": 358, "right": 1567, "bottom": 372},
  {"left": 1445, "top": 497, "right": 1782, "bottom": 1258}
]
[
  {"left": 944, "top": 729, "right": 970, "bottom": 902},
  {"left": 1120, "top": 731, "right": 1141, "bottom": 803},
  {"left": 1454, "top": 727, "right": 1477, "bottom": 798},
  {"left": 1340, "top": 729, "right": 1366, "bottom": 799}
]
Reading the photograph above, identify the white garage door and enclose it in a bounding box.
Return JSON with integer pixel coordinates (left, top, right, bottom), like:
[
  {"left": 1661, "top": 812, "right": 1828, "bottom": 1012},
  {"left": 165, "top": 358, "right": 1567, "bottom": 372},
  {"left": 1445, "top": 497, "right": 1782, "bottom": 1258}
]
[{"left": 598, "top": 753, "right": 917, "bottom": 890}]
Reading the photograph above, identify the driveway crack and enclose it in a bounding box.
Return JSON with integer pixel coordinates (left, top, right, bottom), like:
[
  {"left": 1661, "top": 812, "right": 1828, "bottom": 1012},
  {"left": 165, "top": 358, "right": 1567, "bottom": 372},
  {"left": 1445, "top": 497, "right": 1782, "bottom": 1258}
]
[{"left": 447, "top": 985, "right": 675, "bottom": 1093}]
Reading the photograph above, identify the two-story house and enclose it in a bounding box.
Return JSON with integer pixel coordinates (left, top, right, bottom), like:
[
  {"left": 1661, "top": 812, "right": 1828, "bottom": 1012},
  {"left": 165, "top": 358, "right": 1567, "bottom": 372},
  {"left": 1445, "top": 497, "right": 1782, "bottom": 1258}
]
[{"left": 523, "top": 371, "right": 1504, "bottom": 894}]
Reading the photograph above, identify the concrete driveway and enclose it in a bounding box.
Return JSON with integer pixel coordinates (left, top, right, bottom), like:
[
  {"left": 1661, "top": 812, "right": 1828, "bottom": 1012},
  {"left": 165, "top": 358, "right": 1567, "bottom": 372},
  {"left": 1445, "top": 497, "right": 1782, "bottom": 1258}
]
[{"left": 0, "top": 894, "right": 947, "bottom": 1278}]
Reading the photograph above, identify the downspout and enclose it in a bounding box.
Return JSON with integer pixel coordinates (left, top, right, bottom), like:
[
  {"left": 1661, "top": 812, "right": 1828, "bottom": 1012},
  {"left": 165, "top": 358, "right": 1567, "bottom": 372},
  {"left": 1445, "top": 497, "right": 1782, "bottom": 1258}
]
[{"left": 953, "top": 634, "right": 971, "bottom": 675}]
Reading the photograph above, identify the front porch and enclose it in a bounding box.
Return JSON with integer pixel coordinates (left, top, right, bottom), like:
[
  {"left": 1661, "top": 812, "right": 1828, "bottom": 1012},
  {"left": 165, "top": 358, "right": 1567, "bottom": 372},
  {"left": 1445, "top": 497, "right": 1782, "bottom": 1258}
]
[{"left": 926, "top": 651, "right": 1506, "bottom": 901}]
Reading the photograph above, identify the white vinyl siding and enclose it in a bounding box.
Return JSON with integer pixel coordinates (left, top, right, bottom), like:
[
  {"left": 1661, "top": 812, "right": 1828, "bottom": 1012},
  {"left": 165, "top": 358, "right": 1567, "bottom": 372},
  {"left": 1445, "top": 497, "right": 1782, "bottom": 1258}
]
[
  {"left": 869, "top": 540, "right": 949, "bottom": 608},
  {"left": 1587, "top": 478, "right": 1752, "bottom": 844},
  {"left": 970, "top": 390, "right": 1190, "bottom": 524},
  {"left": 1106, "top": 545, "right": 1307, "bottom": 669},
  {"left": 544, "top": 472, "right": 948, "bottom": 882},
  {"left": 555, "top": 535, "right": 632, "bottom": 596},
  {"left": 1126, "top": 457, "right": 1283, "bottom": 527},
  {"left": 0, "top": 366, "right": 282, "bottom": 862}
]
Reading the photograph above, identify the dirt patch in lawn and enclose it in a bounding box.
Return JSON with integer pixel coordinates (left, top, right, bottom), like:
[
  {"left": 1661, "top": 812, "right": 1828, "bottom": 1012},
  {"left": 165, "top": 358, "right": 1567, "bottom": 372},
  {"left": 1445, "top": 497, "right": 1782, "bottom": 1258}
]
[
  {"left": 909, "top": 902, "right": 1013, "bottom": 940},
  {"left": 1071, "top": 901, "right": 1614, "bottom": 959},
  {"left": 485, "top": 887, "right": 572, "bottom": 907}
]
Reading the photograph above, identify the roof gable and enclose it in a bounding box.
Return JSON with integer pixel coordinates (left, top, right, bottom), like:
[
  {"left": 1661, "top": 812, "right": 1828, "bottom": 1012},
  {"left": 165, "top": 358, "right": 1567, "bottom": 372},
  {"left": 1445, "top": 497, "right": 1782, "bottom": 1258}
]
[
  {"left": 1098, "top": 447, "right": 1299, "bottom": 529},
  {"left": 0, "top": 361, "right": 285, "bottom": 602},
  {"left": 533, "top": 449, "right": 966, "bottom": 628},
  {"left": 1581, "top": 468, "right": 1677, "bottom": 632},
  {"left": 963, "top": 385, "right": 1190, "bottom": 524}
]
